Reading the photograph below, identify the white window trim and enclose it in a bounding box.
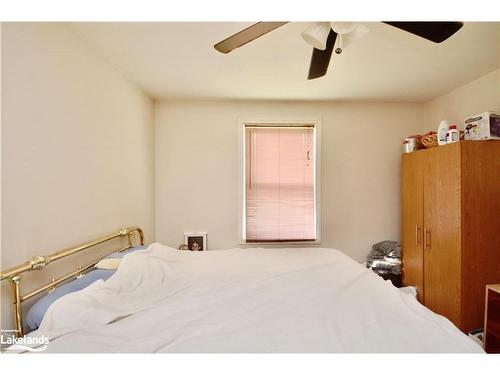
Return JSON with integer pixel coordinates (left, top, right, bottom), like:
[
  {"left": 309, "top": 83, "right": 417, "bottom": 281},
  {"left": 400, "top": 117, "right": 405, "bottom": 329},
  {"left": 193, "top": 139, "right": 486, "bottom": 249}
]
[{"left": 237, "top": 118, "right": 322, "bottom": 246}]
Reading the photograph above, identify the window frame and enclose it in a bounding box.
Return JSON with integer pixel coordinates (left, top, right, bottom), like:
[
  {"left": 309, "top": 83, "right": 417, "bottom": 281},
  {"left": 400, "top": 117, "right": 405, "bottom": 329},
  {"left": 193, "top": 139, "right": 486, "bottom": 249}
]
[{"left": 238, "top": 118, "right": 322, "bottom": 246}]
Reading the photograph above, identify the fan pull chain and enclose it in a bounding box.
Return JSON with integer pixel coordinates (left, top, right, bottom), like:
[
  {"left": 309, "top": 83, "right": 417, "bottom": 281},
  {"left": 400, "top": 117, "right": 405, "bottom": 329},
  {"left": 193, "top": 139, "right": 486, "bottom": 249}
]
[{"left": 335, "top": 34, "right": 343, "bottom": 55}]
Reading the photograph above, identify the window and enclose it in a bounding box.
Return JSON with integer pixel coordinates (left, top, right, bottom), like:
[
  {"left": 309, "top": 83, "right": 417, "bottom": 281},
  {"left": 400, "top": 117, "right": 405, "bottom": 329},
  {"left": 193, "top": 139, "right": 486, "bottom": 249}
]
[{"left": 243, "top": 123, "right": 318, "bottom": 242}]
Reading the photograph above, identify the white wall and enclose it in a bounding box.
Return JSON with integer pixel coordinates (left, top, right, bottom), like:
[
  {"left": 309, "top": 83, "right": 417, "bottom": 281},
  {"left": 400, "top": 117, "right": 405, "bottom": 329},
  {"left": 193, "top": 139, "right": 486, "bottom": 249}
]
[
  {"left": 156, "top": 100, "right": 423, "bottom": 262},
  {"left": 1, "top": 23, "right": 155, "bottom": 331},
  {"left": 422, "top": 26, "right": 499, "bottom": 130},
  {"left": 422, "top": 68, "right": 500, "bottom": 131}
]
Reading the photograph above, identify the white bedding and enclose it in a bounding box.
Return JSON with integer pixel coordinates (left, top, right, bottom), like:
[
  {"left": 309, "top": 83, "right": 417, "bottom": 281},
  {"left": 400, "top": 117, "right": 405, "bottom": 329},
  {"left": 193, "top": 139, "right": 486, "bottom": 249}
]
[{"left": 24, "top": 244, "right": 482, "bottom": 353}]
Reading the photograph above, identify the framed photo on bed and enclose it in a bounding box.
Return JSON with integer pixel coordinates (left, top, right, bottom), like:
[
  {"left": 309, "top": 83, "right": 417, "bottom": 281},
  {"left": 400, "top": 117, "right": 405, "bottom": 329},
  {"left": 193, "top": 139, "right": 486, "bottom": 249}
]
[{"left": 184, "top": 232, "right": 207, "bottom": 251}]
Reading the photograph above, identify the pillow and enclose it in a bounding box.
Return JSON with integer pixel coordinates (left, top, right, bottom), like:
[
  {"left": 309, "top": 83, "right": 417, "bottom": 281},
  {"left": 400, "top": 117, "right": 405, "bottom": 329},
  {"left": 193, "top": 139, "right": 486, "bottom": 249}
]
[
  {"left": 25, "top": 269, "right": 114, "bottom": 331},
  {"left": 25, "top": 245, "right": 146, "bottom": 331},
  {"left": 95, "top": 257, "right": 122, "bottom": 270},
  {"left": 106, "top": 245, "right": 148, "bottom": 258}
]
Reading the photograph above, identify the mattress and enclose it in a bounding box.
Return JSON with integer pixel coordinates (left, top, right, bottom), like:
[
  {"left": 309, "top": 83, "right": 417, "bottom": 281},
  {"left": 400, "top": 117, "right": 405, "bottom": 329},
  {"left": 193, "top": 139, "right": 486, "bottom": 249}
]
[{"left": 18, "top": 244, "right": 483, "bottom": 353}]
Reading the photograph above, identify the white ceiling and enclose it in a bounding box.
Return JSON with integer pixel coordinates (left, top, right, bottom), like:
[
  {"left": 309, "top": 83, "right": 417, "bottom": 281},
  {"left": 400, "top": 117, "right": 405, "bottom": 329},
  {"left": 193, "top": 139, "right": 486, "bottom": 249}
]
[{"left": 69, "top": 22, "right": 500, "bottom": 102}]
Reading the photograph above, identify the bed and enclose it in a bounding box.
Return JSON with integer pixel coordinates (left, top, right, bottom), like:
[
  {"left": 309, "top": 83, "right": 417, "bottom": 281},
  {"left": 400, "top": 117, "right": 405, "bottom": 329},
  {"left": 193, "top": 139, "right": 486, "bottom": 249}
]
[{"left": 0, "top": 228, "right": 483, "bottom": 353}]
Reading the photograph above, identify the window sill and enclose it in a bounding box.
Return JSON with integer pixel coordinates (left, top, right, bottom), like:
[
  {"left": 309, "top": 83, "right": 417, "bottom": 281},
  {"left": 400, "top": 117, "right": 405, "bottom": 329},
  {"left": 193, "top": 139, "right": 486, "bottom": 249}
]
[{"left": 238, "top": 240, "right": 322, "bottom": 247}]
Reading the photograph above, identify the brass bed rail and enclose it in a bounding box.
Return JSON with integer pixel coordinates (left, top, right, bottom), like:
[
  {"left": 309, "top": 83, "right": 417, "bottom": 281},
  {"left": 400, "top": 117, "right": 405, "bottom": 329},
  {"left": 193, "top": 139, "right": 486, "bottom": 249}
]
[{"left": 0, "top": 226, "right": 144, "bottom": 337}]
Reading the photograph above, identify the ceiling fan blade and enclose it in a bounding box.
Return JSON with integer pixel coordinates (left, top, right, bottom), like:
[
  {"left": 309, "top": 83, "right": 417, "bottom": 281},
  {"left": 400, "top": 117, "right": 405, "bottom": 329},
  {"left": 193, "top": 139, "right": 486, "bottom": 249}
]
[
  {"left": 214, "top": 22, "right": 288, "bottom": 54},
  {"left": 307, "top": 29, "right": 337, "bottom": 80},
  {"left": 383, "top": 22, "right": 463, "bottom": 43}
]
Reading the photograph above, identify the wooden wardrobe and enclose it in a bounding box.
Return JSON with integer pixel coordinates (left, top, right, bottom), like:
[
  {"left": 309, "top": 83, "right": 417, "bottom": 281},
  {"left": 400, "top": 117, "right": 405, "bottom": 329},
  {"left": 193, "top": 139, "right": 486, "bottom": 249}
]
[{"left": 401, "top": 140, "right": 500, "bottom": 333}]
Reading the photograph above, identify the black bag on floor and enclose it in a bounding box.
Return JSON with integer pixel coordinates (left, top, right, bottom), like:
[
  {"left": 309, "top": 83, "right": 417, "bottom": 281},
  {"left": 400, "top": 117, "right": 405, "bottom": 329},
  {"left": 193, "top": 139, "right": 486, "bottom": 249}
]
[{"left": 366, "top": 240, "right": 401, "bottom": 275}]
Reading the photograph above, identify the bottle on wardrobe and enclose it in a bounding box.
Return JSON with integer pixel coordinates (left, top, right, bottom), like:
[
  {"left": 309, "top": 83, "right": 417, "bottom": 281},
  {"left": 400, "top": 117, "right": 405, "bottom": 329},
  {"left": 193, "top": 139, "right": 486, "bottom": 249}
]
[
  {"left": 447, "top": 125, "right": 460, "bottom": 144},
  {"left": 438, "top": 120, "right": 449, "bottom": 145}
]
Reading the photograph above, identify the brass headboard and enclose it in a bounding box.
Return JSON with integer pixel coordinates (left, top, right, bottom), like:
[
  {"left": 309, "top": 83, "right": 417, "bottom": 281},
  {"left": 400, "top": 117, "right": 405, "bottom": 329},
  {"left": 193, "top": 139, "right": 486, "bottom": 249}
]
[{"left": 0, "top": 226, "right": 144, "bottom": 337}]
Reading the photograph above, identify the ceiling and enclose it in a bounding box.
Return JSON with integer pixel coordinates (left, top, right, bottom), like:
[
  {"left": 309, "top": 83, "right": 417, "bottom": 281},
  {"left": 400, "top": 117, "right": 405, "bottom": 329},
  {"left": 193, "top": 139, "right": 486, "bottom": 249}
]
[{"left": 69, "top": 22, "right": 500, "bottom": 102}]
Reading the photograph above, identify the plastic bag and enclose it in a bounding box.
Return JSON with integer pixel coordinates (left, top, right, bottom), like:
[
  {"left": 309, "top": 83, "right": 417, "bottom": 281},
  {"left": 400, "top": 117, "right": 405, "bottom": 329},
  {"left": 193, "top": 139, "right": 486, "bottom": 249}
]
[{"left": 366, "top": 241, "right": 401, "bottom": 275}]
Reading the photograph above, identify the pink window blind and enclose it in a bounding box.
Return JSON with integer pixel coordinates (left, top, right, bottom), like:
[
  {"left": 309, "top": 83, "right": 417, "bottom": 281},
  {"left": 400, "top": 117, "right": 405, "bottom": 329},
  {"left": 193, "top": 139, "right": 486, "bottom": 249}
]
[{"left": 245, "top": 126, "right": 316, "bottom": 242}]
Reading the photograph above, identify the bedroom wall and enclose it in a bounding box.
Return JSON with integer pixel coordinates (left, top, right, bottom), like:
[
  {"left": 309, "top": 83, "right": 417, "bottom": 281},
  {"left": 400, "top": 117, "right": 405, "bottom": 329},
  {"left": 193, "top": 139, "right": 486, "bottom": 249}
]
[
  {"left": 1, "top": 23, "right": 155, "bottom": 331},
  {"left": 423, "top": 25, "right": 500, "bottom": 129},
  {"left": 155, "top": 100, "right": 424, "bottom": 262},
  {"left": 422, "top": 68, "right": 500, "bottom": 131}
]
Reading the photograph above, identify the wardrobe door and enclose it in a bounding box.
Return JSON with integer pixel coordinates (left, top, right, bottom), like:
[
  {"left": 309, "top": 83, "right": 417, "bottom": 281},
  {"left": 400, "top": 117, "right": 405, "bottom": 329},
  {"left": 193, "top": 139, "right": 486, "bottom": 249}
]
[
  {"left": 461, "top": 141, "right": 500, "bottom": 333},
  {"left": 401, "top": 151, "right": 424, "bottom": 302},
  {"left": 423, "top": 143, "right": 462, "bottom": 328}
]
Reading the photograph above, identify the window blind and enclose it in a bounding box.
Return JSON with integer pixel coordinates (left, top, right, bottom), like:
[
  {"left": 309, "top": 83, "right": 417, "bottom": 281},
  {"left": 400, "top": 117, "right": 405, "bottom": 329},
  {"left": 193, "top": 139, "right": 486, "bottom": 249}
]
[{"left": 245, "top": 126, "right": 316, "bottom": 242}]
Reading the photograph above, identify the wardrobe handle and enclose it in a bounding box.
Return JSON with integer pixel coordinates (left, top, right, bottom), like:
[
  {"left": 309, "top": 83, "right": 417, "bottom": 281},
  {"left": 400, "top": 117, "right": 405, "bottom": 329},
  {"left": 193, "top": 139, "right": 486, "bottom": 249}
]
[
  {"left": 424, "top": 228, "right": 431, "bottom": 250},
  {"left": 415, "top": 225, "right": 422, "bottom": 246}
]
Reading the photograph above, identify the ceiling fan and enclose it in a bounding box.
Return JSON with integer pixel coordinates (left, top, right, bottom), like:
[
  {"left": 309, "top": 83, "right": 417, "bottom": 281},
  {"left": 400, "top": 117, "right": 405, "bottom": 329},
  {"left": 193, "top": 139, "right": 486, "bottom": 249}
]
[{"left": 214, "top": 22, "right": 464, "bottom": 80}]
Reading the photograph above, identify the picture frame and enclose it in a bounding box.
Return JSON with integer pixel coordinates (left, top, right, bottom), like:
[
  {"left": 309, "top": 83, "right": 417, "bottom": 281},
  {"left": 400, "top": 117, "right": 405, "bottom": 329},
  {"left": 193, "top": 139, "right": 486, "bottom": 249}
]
[{"left": 184, "top": 232, "right": 207, "bottom": 251}]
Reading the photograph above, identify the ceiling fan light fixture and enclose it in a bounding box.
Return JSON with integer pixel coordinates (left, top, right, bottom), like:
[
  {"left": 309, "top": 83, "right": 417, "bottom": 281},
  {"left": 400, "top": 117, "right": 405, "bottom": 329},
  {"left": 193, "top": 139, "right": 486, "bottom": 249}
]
[
  {"left": 301, "top": 22, "right": 331, "bottom": 50},
  {"left": 330, "top": 22, "right": 357, "bottom": 35},
  {"left": 350, "top": 23, "right": 369, "bottom": 39},
  {"left": 339, "top": 23, "right": 370, "bottom": 48}
]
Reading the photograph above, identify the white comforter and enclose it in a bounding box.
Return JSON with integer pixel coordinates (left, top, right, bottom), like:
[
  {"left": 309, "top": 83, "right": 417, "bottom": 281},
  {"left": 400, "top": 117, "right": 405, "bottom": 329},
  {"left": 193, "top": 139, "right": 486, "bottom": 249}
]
[{"left": 27, "top": 244, "right": 482, "bottom": 353}]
